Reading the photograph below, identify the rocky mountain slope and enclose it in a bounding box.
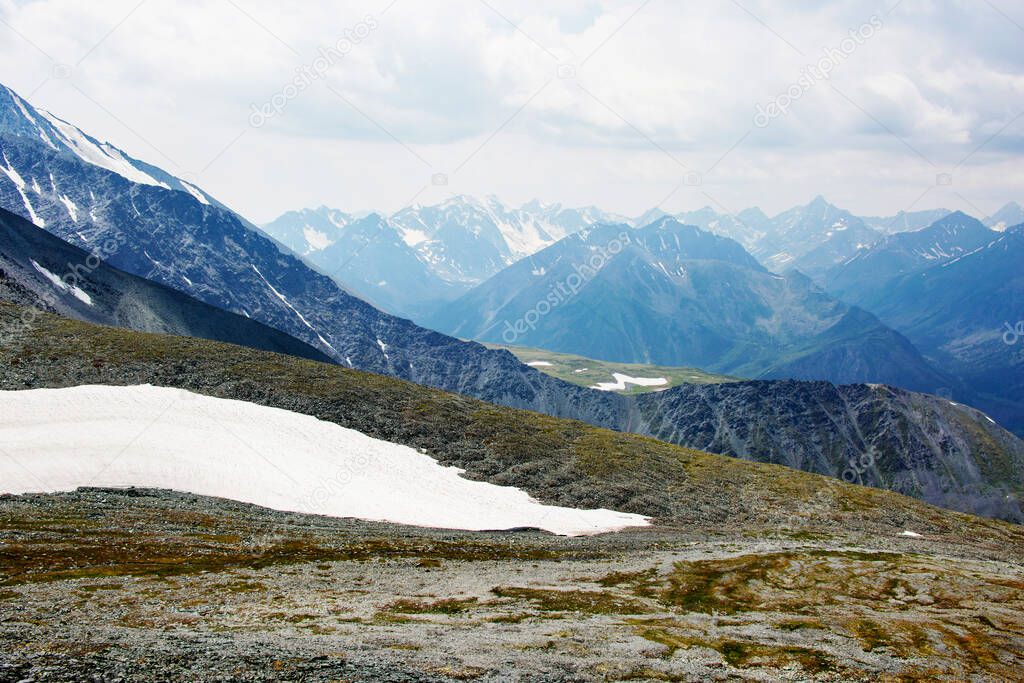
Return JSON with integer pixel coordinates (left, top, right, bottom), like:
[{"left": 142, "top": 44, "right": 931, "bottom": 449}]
[
  {"left": 3, "top": 302, "right": 1021, "bottom": 522},
  {"left": 0, "top": 206, "right": 330, "bottom": 362},
  {"left": 831, "top": 224, "right": 1024, "bottom": 435}
]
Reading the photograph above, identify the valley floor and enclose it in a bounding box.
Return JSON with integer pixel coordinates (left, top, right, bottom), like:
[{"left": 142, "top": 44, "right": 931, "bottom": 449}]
[{"left": 1, "top": 489, "right": 1022, "bottom": 682}]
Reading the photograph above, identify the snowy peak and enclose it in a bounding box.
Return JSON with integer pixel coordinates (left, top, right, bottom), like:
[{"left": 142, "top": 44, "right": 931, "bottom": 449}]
[
  {"left": 0, "top": 83, "right": 214, "bottom": 205},
  {"left": 261, "top": 206, "right": 355, "bottom": 255},
  {"left": 985, "top": 201, "right": 1024, "bottom": 232}
]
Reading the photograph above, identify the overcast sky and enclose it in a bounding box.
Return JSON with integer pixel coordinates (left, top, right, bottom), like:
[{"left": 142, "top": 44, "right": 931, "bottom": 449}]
[{"left": 1, "top": 0, "right": 1022, "bottom": 223}]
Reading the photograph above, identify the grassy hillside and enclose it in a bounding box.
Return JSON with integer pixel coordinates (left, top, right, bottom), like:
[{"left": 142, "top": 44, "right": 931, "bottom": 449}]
[
  {"left": 485, "top": 343, "right": 738, "bottom": 393},
  {"left": 1, "top": 301, "right": 1020, "bottom": 549}
]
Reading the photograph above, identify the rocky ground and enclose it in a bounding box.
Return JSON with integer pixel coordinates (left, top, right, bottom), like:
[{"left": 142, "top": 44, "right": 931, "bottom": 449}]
[{"left": 1, "top": 489, "right": 1022, "bottom": 682}]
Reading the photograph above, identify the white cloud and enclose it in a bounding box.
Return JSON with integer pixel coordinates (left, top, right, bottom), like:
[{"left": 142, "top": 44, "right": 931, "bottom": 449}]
[{"left": 0, "top": 0, "right": 1021, "bottom": 221}]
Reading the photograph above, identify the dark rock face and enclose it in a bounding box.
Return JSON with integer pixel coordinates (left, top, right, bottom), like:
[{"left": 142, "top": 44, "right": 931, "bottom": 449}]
[{"left": 0, "top": 206, "right": 331, "bottom": 363}]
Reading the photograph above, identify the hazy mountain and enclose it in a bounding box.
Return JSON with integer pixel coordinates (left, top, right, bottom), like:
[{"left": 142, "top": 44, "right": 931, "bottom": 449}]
[
  {"left": 303, "top": 213, "right": 464, "bottom": 318},
  {"left": 752, "top": 196, "right": 883, "bottom": 279},
  {"left": 836, "top": 224, "right": 1024, "bottom": 434},
  {"left": 260, "top": 206, "right": 355, "bottom": 255},
  {"left": 0, "top": 206, "right": 331, "bottom": 363},
  {"left": 861, "top": 208, "right": 952, "bottom": 234},
  {"left": 428, "top": 218, "right": 949, "bottom": 392},
  {"left": 827, "top": 211, "right": 997, "bottom": 302},
  {"left": 261, "top": 195, "right": 627, "bottom": 318},
  {"left": 984, "top": 201, "right": 1024, "bottom": 232}
]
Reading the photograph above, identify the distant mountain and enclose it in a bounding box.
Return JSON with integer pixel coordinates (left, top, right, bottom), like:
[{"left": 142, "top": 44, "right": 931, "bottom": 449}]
[
  {"left": 752, "top": 196, "right": 882, "bottom": 279},
  {"left": 304, "top": 213, "right": 464, "bottom": 318},
  {"left": 827, "top": 211, "right": 997, "bottom": 302},
  {"left": 861, "top": 208, "right": 952, "bottom": 234},
  {"left": 260, "top": 206, "right": 355, "bottom": 255},
  {"left": 428, "top": 218, "right": 949, "bottom": 391},
  {"left": 0, "top": 206, "right": 331, "bottom": 363},
  {"left": 984, "top": 201, "right": 1024, "bottom": 233},
  {"left": 262, "top": 196, "right": 627, "bottom": 318},
  {"left": 835, "top": 223, "right": 1024, "bottom": 434}
]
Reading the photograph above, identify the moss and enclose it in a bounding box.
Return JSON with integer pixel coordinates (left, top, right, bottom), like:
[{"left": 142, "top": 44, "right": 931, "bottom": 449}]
[
  {"left": 386, "top": 597, "right": 478, "bottom": 614},
  {"left": 492, "top": 586, "right": 651, "bottom": 614},
  {"left": 774, "top": 619, "right": 826, "bottom": 632},
  {"left": 597, "top": 568, "right": 660, "bottom": 597},
  {"left": 635, "top": 625, "right": 835, "bottom": 673}
]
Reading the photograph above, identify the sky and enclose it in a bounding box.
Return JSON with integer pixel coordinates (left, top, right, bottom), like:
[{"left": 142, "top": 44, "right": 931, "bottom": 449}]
[{"left": 0, "top": 0, "right": 1022, "bottom": 223}]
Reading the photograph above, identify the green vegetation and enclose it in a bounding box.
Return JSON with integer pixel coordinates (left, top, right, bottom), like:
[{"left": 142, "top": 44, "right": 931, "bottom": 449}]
[
  {"left": 387, "top": 597, "right": 479, "bottom": 614},
  {"left": 485, "top": 343, "right": 738, "bottom": 393}
]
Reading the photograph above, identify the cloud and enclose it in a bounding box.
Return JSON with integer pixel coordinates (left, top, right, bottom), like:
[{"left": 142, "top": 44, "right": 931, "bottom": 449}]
[{"left": 0, "top": 0, "right": 1021, "bottom": 221}]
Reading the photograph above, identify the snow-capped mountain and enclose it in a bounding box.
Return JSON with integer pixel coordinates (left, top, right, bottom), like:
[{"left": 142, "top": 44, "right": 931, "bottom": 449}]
[
  {"left": 984, "top": 201, "right": 1024, "bottom": 232},
  {"left": 262, "top": 195, "right": 628, "bottom": 318},
  {"left": 0, "top": 85, "right": 218, "bottom": 211},
  {"left": 751, "top": 196, "right": 882, "bottom": 278},
  {"left": 260, "top": 206, "right": 356, "bottom": 255}
]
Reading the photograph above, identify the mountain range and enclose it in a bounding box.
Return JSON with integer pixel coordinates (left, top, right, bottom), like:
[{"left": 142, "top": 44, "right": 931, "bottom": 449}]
[
  {"left": 265, "top": 193, "right": 1022, "bottom": 321},
  {"left": 1, "top": 81, "right": 1022, "bottom": 520},
  {"left": 827, "top": 213, "right": 1024, "bottom": 433},
  {"left": 427, "top": 218, "right": 951, "bottom": 392}
]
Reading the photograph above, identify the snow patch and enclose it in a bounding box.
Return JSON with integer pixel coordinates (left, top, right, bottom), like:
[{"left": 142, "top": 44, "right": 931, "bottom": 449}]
[
  {"left": 180, "top": 180, "right": 210, "bottom": 205},
  {"left": 38, "top": 110, "right": 170, "bottom": 188},
  {"left": 302, "top": 226, "right": 332, "bottom": 252},
  {"left": 58, "top": 194, "right": 79, "bottom": 222},
  {"left": 30, "top": 260, "right": 93, "bottom": 305},
  {"left": 592, "top": 374, "right": 669, "bottom": 392},
  {"left": 0, "top": 385, "right": 649, "bottom": 536},
  {"left": 526, "top": 361, "right": 553, "bottom": 367},
  {"left": 899, "top": 530, "right": 923, "bottom": 538}
]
